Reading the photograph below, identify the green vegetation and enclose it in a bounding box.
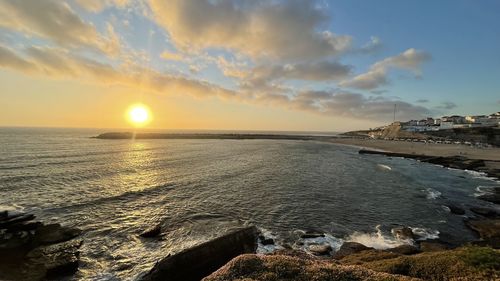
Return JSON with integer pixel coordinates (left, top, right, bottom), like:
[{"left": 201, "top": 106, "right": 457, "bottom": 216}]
[
  {"left": 205, "top": 254, "right": 417, "bottom": 281},
  {"left": 339, "top": 246, "right": 500, "bottom": 281}
]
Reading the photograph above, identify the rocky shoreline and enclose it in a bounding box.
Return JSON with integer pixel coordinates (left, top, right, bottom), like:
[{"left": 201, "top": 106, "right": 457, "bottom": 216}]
[
  {"left": 358, "top": 148, "right": 500, "bottom": 181},
  {"left": 0, "top": 210, "right": 82, "bottom": 280},
  {"left": 131, "top": 219, "right": 500, "bottom": 281},
  {"left": 136, "top": 224, "right": 500, "bottom": 281},
  {"left": 2, "top": 211, "right": 499, "bottom": 280}
]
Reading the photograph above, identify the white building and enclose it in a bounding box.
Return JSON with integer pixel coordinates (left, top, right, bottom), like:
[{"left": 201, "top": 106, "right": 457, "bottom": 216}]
[{"left": 440, "top": 121, "right": 454, "bottom": 130}]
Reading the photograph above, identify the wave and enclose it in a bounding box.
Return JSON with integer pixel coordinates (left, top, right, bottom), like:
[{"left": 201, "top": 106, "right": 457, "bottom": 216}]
[
  {"left": 348, "top": 225, "right": 409, "bottom": 249},
  {"left": 45, "top": 183, "right": 176, "bottom": 212},
  {"left": 464, "top": 170, "right": 498, "bottom": 182},
  {"left": 425, "top": 188, "right": 441, "bottom": 199},
  {"left": 376, "top": 164, "right": 392, "bottom": 171},
  {"left": 256, "top": 227, "right": 284, "bottom": 254},
  {"left": 410, "top": 227, "right": 439, "bottom": 240},
  {"left": 474, "top": 185, "right": 500, "bottom": 198},
  {"left": 0, "top": 203, "right": 25, "bottom": 212},
  {"left": 298, "top": 232, "right": 343, "bottom": 255}
]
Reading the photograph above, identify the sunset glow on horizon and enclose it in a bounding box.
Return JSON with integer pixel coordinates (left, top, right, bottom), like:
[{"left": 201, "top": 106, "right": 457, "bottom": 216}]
[{"left": 0, "top": 1, "right": 499, "bottom": 131}]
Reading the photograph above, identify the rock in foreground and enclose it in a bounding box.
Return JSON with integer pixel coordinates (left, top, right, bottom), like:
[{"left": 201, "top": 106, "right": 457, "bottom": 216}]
[
  {"left": 140, "top": 226, "right": 258, "bottom": 281},
  {"left": 204, "top": 254, "right": 419, "bottom": 281},
  {"left": 0, "top": 210, "right": 82, "bottom": 281}
]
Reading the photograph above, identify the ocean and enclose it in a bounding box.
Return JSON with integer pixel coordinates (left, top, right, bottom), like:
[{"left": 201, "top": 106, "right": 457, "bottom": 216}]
[{"left": 0, "top": 127, "right": 498, "bottom": 280}]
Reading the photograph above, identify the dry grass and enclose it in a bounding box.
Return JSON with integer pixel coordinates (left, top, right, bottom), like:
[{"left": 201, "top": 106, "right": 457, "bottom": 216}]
[
  {"left": 339, "top": 246, "right": 500, "bottom": 281},
  {"left": 204, "top": 254, "right": 418, "bottom": 281}
]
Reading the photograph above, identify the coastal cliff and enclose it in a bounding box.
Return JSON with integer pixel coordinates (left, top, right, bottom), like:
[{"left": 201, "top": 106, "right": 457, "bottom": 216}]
[{"left": 136, "top": 224, "right": 500, "bottom": 281}]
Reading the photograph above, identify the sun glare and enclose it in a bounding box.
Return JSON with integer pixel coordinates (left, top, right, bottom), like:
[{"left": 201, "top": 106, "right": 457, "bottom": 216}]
[{"left": 127, "top": 104, "right": 151, "bottom": 126}]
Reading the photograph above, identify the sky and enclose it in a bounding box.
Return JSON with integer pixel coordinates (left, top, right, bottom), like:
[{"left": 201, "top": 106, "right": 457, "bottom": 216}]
[{"left": 0, "top": 0, "right": 499, "bottom": 132}]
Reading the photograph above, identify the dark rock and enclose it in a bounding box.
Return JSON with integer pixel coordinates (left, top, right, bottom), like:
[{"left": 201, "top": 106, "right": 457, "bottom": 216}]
[
  {"left": 358, "top": 149, "right": 499, "bottom": 180},
  {"left": 444, "top": 203, "right": 466, "bottom": 215},
  {"left": 387, "top": 244, "right": 419, "bottom": 255},
  {"left": 0, "top": 231, "right": 33, "bottom": 252},
  {"left": 35, "top": 223, "right": 81, "bottom": 245},
  {"left": 140, "top": 223, "right": 162, "bottom": 238},
  {"left": 0, "top": 213, "right": 36, "bottom": 228},
  {"left": 258, "top": 234, "right": 274, "bottom": 245},
  {"left": 139, "top": 226, "right": 258, "bottom": 281},
  {"left": 5, "top": 221, "right": 43, "bottom": 232},
  {"left": 470, "top": 207, "right": 500, "bottom": 218},
  {"left": 1, "top": 210, "right": 26, "bottom": 221},
  {"left": 477, "top": 194, "right": 500, "bottom": 204},
  {"left": 333, "top": 242, "right": 373, "bottom": 259},
  {"left": 308, "top": 244, "right": 332, "bottom": 256},
  {"left": 26, "top": 239, "right": 83, "bottom": 278},
  {"left": 465, "top": 219, "right": 500, "bottom": 248},
  {"left": 300, "top": 230, "right": 325, "bottom": 239},
  {"left": 392, "top": 227, "right": 415, "bottom": 240}
]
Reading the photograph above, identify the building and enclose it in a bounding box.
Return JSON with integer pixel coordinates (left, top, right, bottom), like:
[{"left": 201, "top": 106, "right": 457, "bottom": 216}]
[{"left": 442, "top": 115, "right": 466, "bottom": 124}]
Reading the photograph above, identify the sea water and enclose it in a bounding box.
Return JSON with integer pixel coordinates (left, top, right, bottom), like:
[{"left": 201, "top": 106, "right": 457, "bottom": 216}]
[{"left": 0, "top": 127, "right": 498, "bottom": 280}]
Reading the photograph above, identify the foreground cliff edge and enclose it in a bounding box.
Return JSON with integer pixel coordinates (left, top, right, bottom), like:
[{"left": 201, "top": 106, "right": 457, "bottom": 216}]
[{"left": 135, "top": 225, "right": 500, "bottom": 281}]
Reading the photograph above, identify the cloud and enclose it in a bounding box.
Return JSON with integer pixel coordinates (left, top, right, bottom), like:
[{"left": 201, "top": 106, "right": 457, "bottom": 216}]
[
  {"left": 437, "top": 101, "right": 457, "bottom": 110},
  {"left": 0, "top": 45, "right": 36, "bottom": 73},
  {"left": 370, "top": 90, "right": 388, "bottom": 95},
  {"left": 1, "top": 42, "right": 431, "bottom": 122},
  {"left": 251, "top": 90, "right": 430, "bottom": 121},
  {"left": 148, "top": 0, "right": 352, "bottom": 61},
  {"left": 0, "top": 0, "right": 120, "bottom": 55},
  {"left": 357, "top": 36, "right": 382, "bottom": 54},
  {"left": 75, "top": 0, "right": 130, "bottom": 12},
  {"left": 160, "top": 50, "right": 185, "bottom": 61},
  {"left": 237, "top": 61, "right": 351, "bottom": 92},
  {"left": 0, "top": 43, "right": 235, "bottom": 100},
  {"left": 340, "top": 48, "right": 431, "bottom": 90},
  {"left": 416, "top": 99, "right": 429, "bottom": 103}
]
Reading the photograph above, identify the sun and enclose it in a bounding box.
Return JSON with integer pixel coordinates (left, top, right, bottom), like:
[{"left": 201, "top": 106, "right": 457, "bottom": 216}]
[{"left": 127, "top": 104, "right": 151, "bottom": 126}]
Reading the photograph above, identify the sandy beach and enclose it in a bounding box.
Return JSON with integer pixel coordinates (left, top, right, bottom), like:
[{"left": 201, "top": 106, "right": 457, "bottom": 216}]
[
  {"left": 328, "top": 138, "right": 500, "bottom": 176},
  {"left": 329, "top": 138, "right": 500, "bottom": 161}
]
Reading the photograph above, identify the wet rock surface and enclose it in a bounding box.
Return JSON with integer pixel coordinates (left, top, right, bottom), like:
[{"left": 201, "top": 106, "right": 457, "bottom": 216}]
[
  {"left": 258, "top": 234, "right": 275, "bottom": 245},
  {"left": 139, "top": 226, "right": 258, "bottom": 281},
  {"left": 300, "top": 229, "right": 326, "bottom": 239},
  {"left": 465, "top": 218, "right": 500, "bottom": 248},
  {"left": 140, "top": 223, "right": 162, "bottom": 238},
  {"left": 0, "top": 210, "right": 82, "bottom": 280},
  {"left": 359, "top": 149, "right": 500, "bottom": 181},
  {"left": 308, "top": 244, "right": 332, "bottom": 256},
  {"left": 444, "top": 203, "right": 466, "bottom": 215},
  {"left": 392, "top": 226, "right": 415, "bottom": 240},
  {"left": 470, "top": 207, "right": 500, "bottom": 218},
  {"left": 333, "top": 242, "right": 373, "bottom": 259}
]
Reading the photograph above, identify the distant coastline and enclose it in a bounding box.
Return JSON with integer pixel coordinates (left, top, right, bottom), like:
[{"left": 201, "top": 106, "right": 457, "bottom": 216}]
[
  {"left": 93, "top": 132, "right": 334, "bottom": 141},
  {"left": 94, "top": 132, "right": 500, "bottom": 181}
]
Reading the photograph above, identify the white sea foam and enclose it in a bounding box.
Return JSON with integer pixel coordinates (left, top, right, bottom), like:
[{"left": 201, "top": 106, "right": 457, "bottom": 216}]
[
  {"left": 425, "top": 188, "right": 441, "bottom": 199},
  {"left": 256, "top": 227, "right": 284, "bottom": 254},
  {"left": 376, "top": 164, "right": 392, "bottom": 171},
  {"left": 347, "top": 225, "right": 409, "bottom": 249},
  {"left": 410, "top": 227, "right": 439, "bottom": 240},
  {"left": 474, "top": 185, "right": 499, "bottom": 197},
  {"left": 0, "top": 204, "right": 24, "bottom": 211},
  {"left": 441, "top": 205, "right": 451, "bottom": 212},
  {"left": 299, "top": 233, "right": 344, "bottom": 255}
]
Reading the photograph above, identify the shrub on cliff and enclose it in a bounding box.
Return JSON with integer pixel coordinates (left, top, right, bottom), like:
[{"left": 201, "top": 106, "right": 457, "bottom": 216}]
[
  {"left": 340, "top": 246, "right": 499, "bottom": 281},
  {"left": 204, "top": 254, "right": 418, "bottom": 281}
]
